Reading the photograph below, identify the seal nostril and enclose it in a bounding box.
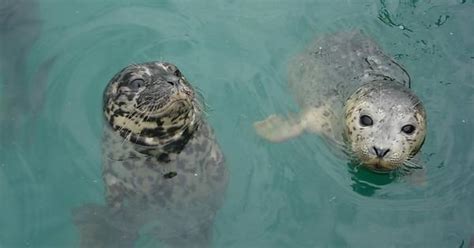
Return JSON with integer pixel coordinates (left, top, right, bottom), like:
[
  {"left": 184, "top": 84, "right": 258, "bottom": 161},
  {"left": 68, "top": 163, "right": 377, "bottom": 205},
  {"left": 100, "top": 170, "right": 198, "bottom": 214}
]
[
  {"left": 373, "top": 147, "right": 390, "bottom": 158},
  {"left": 373, "top": 146, "right": 379, "bottom": 156}
]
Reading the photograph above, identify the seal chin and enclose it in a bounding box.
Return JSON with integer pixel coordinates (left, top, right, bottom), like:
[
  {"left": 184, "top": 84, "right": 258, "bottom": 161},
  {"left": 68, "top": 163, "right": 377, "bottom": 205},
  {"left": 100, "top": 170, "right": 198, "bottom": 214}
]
[{"left": 362, "top": 158, "right": 400, "bottom": 172}]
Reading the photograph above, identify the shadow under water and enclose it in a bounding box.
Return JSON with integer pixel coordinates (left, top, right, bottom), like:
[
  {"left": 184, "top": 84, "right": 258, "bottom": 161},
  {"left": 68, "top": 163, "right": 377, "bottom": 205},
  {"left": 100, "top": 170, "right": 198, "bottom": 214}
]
[
  {"left": 0, "top": 0, "right": 53, "bottom": 146},
  {"left": 347, "top": 162, "right": 396, "bottom": 197}
]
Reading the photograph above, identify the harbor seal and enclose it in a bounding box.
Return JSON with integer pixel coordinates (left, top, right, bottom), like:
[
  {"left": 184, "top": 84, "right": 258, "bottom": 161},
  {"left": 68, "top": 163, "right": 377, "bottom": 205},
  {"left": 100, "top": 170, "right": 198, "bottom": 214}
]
[
  {"left": 254, "top": 31, "right": 426, "bottom": 172},
  {"left": 74, "top": 62, "right": 228, "bottom": 247}
]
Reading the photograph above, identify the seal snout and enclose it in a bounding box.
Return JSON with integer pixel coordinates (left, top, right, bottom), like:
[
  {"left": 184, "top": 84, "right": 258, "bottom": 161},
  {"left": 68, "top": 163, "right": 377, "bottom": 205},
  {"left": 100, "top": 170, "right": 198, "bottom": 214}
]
[
  {"left": 372, "top": 146, "right": 390, "bottom": 158},
  {"left": 103, "top": 61, "right": 201, "bottom": 147}
]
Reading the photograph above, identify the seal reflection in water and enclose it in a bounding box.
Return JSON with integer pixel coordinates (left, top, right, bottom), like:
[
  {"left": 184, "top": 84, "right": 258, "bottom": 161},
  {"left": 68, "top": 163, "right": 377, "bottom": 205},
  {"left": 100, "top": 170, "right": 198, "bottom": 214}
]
[
  {"left": 74, "top": 62, "right": 228, "bottom": 248},
  {"left": 254, "top": 31, "right": 427, "bottom": 173}
]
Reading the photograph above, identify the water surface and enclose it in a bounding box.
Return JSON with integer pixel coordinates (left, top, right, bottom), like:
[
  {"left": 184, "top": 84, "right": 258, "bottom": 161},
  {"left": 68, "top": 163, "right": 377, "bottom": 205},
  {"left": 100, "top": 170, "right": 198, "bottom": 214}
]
[{"left": 0, "top": 0, "right": 473, "bottom": 247}]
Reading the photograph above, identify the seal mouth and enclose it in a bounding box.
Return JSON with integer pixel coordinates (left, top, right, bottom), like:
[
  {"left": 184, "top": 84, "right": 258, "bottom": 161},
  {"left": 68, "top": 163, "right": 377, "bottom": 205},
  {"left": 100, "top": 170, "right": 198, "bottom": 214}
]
[
  {"left": 140, "top": 98, "right": 191, "bottom": 117},
  {"left": 362, "top": 158, "right": 399, "bottom": 172},
  {"left": 371, "top": 164, "right": 392, "bottom": 173},
  {"left": 112, "top": 97, "right": 197, "bottom": 147},
  {"left": 103, "top": 61, "right": 203, "bottom": 150},
  {"left": 136, "top": 90, "right": 194, "bottom": 118}
]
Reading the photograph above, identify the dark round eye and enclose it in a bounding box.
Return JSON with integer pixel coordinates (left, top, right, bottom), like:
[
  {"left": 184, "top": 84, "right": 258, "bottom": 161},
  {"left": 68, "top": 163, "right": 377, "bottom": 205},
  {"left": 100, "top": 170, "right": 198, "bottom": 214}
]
[
  {"left": 401, "top": 124, "right": 416, "bottom": 134},
  {"left": 129, "top": 79, "right": 144, "bottom": 89},
  {"left": 360, "top": 115, "right": 373, "bottom": 126}
]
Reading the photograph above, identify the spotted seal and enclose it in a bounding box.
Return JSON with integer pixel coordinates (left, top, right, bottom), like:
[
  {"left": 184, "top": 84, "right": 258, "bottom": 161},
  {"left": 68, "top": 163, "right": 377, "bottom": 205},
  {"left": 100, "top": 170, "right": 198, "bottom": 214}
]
[
  {"left": 254, "top": 31, "right": 427, "bottom": 172},
  {"left": 74, "top": 62, "right": 228, "bottom": 247}
]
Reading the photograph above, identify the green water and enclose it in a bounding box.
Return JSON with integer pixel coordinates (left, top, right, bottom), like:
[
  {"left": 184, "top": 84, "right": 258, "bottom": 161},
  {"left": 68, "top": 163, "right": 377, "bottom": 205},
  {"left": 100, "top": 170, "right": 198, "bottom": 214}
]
[{"left": 1, "top": 0, "right": 473, "bottom": 247}]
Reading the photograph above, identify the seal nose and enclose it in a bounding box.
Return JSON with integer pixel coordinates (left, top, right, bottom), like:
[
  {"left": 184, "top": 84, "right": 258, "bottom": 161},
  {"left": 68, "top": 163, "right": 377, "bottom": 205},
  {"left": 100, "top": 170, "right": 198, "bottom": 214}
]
[
  {"left": 164, "top": 76, "right": 179, "bottom": 87},
  {"left": 373, "top": 146, "right": 390, "bottom": 158}
]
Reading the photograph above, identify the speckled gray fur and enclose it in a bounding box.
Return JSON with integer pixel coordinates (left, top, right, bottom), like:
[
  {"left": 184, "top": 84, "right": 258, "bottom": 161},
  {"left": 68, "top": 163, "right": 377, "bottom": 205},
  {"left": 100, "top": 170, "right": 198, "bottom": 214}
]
[
  {"left": 102, "top": 120, "right": 227, "bottom": 215},
  {"left": 289, "top": 30, "right": 410, "bottom": 109},
  {"left": 74, "top": 62, "right": 228, "bottom": 248},
  {"left": 286, "top": 30, "right": 426, "bottom": 171}
]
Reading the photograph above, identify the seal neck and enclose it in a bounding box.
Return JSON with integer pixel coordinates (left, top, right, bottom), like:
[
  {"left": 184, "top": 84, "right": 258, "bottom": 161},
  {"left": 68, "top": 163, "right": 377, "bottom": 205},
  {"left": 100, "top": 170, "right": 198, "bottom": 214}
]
[
  {"left": 132, "top": 109, "right": 201, "bottom": 162},
  {"left": 356, "top": 56, "right": 411, "bottom": 88}
]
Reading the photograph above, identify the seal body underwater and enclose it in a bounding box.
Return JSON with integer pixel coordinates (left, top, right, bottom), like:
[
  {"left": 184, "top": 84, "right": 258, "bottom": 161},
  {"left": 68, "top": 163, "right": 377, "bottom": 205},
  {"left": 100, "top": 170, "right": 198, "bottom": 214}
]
[
  {"left": 1, "top": 0, "right": 41, "bottom": 139},
  {"left": 74, "top": 62, "right": 228, "bottom": 247},
  {"left": 254, "top": 30, "right": 427, "bottom": 172},
  {"left": 0, "top": 0, "right": 54, "bottom": 144}
]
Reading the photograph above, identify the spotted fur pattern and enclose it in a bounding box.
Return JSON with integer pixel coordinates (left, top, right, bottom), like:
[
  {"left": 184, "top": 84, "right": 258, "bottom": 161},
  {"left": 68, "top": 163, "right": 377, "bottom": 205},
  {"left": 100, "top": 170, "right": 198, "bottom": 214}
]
[
  {"left": 102, "top": 122, "right": 227, "bottom": 213},
  {"left": 343, "top": 80, "right": 426, "bottom": 171},
  {"left": 99, "top": 62, "right": 228, "bottom": 245},
  {"left": 288, "top": 30, "right": 426, "bottom": 171}
]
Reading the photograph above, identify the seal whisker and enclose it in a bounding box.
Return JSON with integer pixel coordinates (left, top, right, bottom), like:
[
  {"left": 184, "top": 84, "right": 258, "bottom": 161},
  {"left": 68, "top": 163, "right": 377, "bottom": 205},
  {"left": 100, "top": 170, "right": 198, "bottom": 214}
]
[
  {"left": 193, "top": 86, "right": 208, "bottom": 111},
  {"left": 393, "top": 166, "right": 409, "bottom": 177},
  {"left": 143, "top": 105, "right": 156, "bottom": 122},
  {"left": 255, "top": 30, "right": 426, "bottom": 175},
  {"left": 121, "top": 130, "right": 133, "bottom": 147},
  {"left": 115, "top": 111, "right": 141, "bottom": 144},
  {"left": 403, "top": 159, "right": 423, "bottom": 170},
  {"left": 93, "top": 61, "right": 228, "bottom": 247},
  {"left": 409, "top": 98, "right": 422, "bottom": 109}
]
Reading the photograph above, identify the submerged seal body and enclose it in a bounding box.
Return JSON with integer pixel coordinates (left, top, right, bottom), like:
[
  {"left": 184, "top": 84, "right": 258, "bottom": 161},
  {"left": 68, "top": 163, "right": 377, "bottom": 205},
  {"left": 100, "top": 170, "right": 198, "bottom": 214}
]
[
  {"left": 1, "top": 0, "right": 42, "bottom": 141},
  {"left": 75, "top": 62, "right": 228, "bottom": 247},
  {"left": 255, "top": 31, "right": 426, "bottom": 172}
]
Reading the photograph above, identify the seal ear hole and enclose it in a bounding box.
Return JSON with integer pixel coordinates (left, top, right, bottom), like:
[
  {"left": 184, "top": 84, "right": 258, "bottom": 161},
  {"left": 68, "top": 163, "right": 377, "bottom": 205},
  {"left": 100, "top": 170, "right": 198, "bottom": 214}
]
[
  {"left": 359, "top": 115, "right": 373, "bottom": 127},
  {"left": 401, "top": 124, "right": 416, "bottom": 134},
  {"left": 129, "top": 79, "right": 145, "bottom": 89}
]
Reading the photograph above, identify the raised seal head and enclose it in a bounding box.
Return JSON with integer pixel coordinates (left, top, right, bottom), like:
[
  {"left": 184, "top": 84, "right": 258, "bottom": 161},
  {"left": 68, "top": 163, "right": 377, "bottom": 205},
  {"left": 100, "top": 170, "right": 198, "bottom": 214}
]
[
  {"left": 103, "top": 62, "right": 200, "bottom": 149},
  {"left": 344, "top": 80, "right": 426, "bottom": 172}
]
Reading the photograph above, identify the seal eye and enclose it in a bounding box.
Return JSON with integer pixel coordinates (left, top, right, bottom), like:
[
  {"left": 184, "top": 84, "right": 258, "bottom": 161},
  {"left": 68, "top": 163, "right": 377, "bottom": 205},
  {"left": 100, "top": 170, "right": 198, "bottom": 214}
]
[
  {"left": 130, "top": 79, "right": 145, "bottom": 89},
  {"left": 401, "top": 124, "right": 416, "bottom": 134},
  {"left": 360, "top": 115, "right": 373, "bottom": 127}
]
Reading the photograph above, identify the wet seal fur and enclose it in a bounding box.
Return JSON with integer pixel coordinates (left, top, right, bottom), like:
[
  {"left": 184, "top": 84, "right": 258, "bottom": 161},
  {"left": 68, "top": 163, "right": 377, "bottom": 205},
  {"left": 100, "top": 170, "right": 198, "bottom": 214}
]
[
  {"left": 254, "top": 31, "right": 427, "bottom": 172},
  {"left": 74, "top": 62, "right": 228, "bottom": 247}
]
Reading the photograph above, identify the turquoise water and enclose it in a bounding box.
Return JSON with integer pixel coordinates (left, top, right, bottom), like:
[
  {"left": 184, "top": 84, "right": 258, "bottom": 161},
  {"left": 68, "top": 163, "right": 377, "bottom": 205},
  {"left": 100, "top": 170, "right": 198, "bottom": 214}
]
[{"left": 1, "top": 0, "right": 473, "bottom": 247}]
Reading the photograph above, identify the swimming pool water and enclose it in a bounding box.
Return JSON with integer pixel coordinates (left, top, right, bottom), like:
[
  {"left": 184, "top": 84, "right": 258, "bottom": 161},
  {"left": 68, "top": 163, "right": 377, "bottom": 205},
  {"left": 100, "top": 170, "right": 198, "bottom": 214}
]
[{"left": 0, "top": 0, "right": 473, "bottom": 247}]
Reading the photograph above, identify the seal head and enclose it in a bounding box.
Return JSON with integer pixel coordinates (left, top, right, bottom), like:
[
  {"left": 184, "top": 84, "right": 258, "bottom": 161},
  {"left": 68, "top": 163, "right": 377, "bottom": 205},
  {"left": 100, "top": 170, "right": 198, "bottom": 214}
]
[
  {"left": 103, "top": 62, "right": 200, "bottom": 155},
  {"left": 344, "top": 80, "right": 426, "bottom": 172}
]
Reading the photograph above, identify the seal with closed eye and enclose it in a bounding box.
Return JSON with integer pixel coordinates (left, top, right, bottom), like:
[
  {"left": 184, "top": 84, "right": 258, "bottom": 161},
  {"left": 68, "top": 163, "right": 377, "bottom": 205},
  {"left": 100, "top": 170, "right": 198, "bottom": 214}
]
[{"left": 74, "top": 62, "right": 228, "bottom": 247}]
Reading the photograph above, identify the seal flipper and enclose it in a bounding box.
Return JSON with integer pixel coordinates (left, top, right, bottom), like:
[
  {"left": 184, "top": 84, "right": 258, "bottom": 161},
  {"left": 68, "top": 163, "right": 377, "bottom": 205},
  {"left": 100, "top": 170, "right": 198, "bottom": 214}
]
[
  {"left": 72, "top": 203, "right": 139, "bottom": 248},
  {"left": 253, "top": 113, "right": 305, "bottom": 142},
  {"left": 254, "top": 106, "right": 337, "bottom": 142}
]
